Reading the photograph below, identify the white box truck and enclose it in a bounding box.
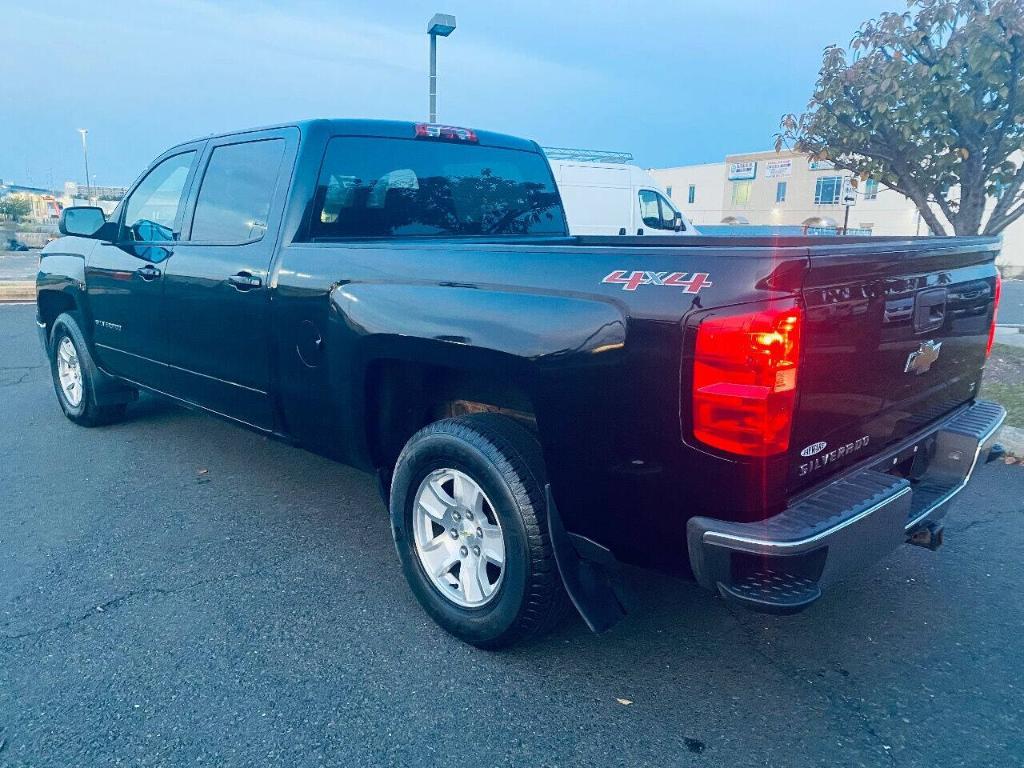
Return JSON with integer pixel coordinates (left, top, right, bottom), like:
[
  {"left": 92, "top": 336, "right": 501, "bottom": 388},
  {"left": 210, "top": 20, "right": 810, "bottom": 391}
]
[{"left": 547, "top": 160, "right": 698, "bottom": 237}]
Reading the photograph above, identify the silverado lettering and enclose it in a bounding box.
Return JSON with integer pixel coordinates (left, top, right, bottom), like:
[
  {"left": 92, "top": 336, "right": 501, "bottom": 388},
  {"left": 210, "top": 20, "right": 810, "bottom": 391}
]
[{"left": 798, "top": 436, "right": 871, "bottom": 477}]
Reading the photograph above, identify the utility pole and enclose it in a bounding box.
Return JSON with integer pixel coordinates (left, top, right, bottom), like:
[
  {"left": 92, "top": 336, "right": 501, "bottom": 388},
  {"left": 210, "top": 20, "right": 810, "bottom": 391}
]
[
  {"left": 427, "top": 14, "right": 456, "bottom": 122},
  {"left": 77, "top": 129, "right": 92, "bottom": 201}
]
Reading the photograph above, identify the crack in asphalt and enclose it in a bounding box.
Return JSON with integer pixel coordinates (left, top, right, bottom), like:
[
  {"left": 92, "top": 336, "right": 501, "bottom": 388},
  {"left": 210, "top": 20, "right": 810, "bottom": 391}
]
[
  {"left": 950, "top": 507, "right": 1024, "bottom": 535},
  {"left": 724, "top": 604, "right": 899, "bottom": 766},
  {"left": 0, "top": 555, "right": 293, "bottom": 643},
  {"left": 0, "top": 366, "right": 44, "bottom": 387}
]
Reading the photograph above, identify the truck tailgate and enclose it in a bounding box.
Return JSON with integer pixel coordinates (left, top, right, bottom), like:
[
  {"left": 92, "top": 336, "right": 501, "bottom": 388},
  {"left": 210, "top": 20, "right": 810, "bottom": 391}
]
[{"left": 788, "top": 237, "right": 1001, "bottom": 494}]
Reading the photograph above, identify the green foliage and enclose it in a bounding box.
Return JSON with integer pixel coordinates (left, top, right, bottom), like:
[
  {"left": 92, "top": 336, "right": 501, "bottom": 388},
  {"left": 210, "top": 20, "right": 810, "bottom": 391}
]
[
  {"left": 0, "top": 195, "right": 32, "bottom": 222},
  {"left": 777, "top": 0, "right": 1024, "bottom": 236}
]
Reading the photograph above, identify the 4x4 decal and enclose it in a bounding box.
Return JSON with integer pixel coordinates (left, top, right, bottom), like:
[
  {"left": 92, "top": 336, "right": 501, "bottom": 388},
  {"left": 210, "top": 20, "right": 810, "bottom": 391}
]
[{"left": 602, "top": 270, "right": 712, "bottom": 293}]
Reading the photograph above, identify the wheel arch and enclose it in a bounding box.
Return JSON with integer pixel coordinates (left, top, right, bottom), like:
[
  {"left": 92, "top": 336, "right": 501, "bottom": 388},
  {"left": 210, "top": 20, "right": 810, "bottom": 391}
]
[
  {"left": 362, "top": 344, "right": 540, "bottom": 479},
  {"left": 37, "top": 287, "right": 83, "bottom": 342},
  {"left": 331, "top": 279, "right": 627, "bottom": 480}
]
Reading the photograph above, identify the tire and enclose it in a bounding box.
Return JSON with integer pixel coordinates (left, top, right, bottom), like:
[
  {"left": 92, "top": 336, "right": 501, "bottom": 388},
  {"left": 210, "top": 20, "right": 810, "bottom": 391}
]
[
  {"left": 49, "top": 312, "right": 128, "bottom": 427},
  {"left": 390, "top": 414, "right": 570, "bottom": 649}
]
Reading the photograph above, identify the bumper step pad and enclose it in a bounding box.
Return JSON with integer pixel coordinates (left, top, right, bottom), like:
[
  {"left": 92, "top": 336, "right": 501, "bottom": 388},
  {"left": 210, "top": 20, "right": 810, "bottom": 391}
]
[{"left": 718, "top": 570, "right": 822, "bottom": 615}]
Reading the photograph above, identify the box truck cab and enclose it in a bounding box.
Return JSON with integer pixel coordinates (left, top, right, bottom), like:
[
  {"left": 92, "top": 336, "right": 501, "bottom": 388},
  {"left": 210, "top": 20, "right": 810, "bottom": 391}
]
[{"left": 547, "top": 159, "right": 697, "bottom": 237}]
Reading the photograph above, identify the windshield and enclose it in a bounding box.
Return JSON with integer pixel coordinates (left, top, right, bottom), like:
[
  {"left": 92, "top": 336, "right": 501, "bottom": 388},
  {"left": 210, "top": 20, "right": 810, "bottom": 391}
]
[{"left": 310, "top": 137, "right": 567, "bottom": 239}]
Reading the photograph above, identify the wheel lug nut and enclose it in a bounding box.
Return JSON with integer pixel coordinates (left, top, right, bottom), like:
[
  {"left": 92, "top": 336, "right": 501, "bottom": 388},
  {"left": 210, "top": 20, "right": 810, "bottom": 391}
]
[
  {"left": 459, "top": 546, "right": 468, "bottom": 557},
  {"left": 476, "top": 527, "right": 483, "bottom": 538},
  {"left": 473, "top": 546, "right": 481, "bottom": 556},
  {"left": 449, "top": 529, "right": 458, "bottom": 539},
  {"left": 465, "top": 511, "right": 473, "bottom": 520},
  {"left": 452, "top": 512, "right": 461, "bottom": 521}
]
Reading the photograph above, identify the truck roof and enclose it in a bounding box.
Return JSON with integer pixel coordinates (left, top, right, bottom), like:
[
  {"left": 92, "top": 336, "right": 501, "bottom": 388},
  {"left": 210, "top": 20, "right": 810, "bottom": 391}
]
[{"left": 176, "top": 118, "right": 540, "bottom": 154}]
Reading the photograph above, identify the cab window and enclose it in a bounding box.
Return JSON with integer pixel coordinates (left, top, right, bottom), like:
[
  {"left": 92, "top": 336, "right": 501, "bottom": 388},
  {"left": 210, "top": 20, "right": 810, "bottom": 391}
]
[
  {"left": 639, "top": 189, "right": 682, "bottom": 231},
  {"left": 189, "top": 139, "right": 286, "bottom": 244},
  {"left": 121, "top": 152, "right": 196, "bottom": 243},
  {"left": 639, "top": 189, "right": 661, "bottom": 229}
]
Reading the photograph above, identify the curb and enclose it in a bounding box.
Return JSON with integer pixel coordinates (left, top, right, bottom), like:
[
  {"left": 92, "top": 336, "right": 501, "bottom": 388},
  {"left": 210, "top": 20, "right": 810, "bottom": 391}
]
[{"left": 0, "top": 281, "right": 34, "bottom": 302}]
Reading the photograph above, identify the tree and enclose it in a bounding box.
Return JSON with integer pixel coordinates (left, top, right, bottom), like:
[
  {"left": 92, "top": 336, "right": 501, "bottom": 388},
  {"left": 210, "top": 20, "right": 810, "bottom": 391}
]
[
  {"left": 776, "top": 0, "right": 1024, "bottom": 236},
  {"left": 0, "top": 195, "right": 32, "bottom": 223}
]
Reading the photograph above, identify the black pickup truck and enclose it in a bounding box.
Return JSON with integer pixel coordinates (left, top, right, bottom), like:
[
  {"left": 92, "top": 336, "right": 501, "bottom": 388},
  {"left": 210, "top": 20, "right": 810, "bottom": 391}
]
[{"left": 38, "top": 119, "right": 1005, "bottom": 647}]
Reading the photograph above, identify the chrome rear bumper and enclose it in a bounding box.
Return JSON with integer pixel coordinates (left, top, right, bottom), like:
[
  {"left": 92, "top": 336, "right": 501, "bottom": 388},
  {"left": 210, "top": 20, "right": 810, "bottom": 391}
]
[{"left": 686, "top": 400, "right": 1006, "bottom": 614}]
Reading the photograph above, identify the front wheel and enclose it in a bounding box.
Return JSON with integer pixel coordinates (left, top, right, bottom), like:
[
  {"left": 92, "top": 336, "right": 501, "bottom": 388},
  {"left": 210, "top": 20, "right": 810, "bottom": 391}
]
[
  {"left": 390, "top": 414, "right": 569, "bottom": 648},
  {"left": 49, "top": 312, "right": 128, "bottom": 427}
]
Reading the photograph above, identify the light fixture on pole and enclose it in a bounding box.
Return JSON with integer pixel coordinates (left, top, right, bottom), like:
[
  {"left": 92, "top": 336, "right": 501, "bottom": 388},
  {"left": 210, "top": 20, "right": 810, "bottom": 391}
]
[
  {"left": 77, "top": 129, "right": 92, "bottom": 201},
  {"left": 427, "top": 13, "right": 456, "bottom": 123}
]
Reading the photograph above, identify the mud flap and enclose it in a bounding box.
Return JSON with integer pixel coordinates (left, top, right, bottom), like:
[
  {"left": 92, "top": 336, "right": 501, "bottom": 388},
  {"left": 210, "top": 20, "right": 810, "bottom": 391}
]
[{"left": 545, "top": 484, "right": 627, "bottom": 633}]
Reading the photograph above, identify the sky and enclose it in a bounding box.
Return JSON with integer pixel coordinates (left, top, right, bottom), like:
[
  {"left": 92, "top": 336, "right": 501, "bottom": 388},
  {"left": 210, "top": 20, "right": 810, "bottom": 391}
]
[{"left": 1, "top": 0, "right": 898, "bottom": 190}]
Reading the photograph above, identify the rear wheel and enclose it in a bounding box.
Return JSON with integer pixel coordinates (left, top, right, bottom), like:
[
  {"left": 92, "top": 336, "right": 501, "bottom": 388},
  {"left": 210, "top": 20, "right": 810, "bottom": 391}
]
[
  {"left": 390, "top": 414, "right": 569, "bottom": 648},
  {"left": 49, "top": 312, "right": 128, "bottom": 427}
]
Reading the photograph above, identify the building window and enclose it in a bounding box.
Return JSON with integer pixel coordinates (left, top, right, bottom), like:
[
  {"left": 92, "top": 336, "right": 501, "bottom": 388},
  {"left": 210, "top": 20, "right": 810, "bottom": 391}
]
[
  {"left": 864, "top": 178, "right": 879, "bottom": 200},
  {"left": 814, "top": 175, "right": 843, "bottom": 205},
  {"left": 665, "top": 186, "right": 673, "bottom": 198},
  {"left": 776, "top": 181, "right": 787, "bottom": 203},
  {"left": 687, "top": 184, "right": 696, "bottom": 204},
  {"left": 731, "top": 181, "right": 752, "bottom": 206}
]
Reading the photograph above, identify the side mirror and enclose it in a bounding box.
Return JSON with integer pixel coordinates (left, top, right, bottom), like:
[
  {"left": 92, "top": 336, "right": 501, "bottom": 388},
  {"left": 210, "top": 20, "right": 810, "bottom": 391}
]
[
  {"left": 59, "top": 206, "right": 107, "bottom": 237},
  {"left": 673, "top": 211, "right": 684, "bottom": 232}
]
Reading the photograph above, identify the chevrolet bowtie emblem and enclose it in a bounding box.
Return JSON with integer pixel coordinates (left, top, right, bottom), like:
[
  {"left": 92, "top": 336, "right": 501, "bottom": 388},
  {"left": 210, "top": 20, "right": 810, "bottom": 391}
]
[{"left": 905, "top": 340, "right": 942, "bottom": 375}]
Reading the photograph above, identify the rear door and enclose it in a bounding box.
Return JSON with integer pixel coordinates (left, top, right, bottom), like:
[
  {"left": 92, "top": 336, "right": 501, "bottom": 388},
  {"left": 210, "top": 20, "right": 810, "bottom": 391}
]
[
  {"left": 789, "top": 237, "right": 1000, "bottom": 493},
  {"left": 159, "top": 128, "right": 297, "bottom": 429}
]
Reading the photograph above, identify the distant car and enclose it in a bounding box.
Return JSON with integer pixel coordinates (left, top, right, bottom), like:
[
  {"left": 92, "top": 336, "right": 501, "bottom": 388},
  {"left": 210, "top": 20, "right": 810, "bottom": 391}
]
[{"left": 5, "top": 238, "right": 30, "bottom": 252}]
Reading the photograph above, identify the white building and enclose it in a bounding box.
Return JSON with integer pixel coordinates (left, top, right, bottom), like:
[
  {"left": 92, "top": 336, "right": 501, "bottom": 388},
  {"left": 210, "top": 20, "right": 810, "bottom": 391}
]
[{"left": 651, "top": 150, "right": 1023, "bottom": 276}]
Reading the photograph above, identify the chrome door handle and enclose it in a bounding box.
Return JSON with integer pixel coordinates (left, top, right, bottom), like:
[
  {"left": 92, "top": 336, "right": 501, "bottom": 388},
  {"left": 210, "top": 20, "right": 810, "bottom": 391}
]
[
  {"left": 137, "top": 264, "right": 162, "bottom": 281},
  {"left": 228, "top": 272, "right": 262, "bottom": 290}
]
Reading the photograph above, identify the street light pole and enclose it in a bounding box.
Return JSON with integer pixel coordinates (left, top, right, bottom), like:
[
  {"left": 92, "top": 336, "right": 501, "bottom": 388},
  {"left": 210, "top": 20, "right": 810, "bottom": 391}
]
[
  {"left": 427, "top": 13, "right": 456, "bottom": 123},
  {"left": 77, "top": 129, "right": 91, "bottom": 201},
  {"left": 429, "top": 33, "right": 437, "bottom": 122}
]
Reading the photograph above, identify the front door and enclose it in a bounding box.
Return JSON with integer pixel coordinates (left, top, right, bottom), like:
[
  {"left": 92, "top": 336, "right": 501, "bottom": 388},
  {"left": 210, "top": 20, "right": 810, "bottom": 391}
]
[
  {"left": 86, "top": 148, "right": 201, "bottom": 384},
  {"left": 159, "top": 129, "right": 296, "bottom": 429}
]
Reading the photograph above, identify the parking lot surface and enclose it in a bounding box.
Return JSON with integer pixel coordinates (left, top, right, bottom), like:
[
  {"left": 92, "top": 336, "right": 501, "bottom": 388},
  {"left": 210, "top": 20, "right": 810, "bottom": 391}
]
[{"left": 2, "top": 303, "right": 1023, "bottom": 767}]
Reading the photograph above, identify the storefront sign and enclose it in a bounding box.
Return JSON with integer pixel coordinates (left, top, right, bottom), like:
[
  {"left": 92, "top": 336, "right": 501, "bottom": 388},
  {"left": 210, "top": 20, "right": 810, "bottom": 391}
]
[
  {"left": 727, "top": 161, "right": 757, "bottom": 180},
  {"left": 808, "top": 158, "right": 835, "bottom": 171},
  {"left": 765, "top": 159, "right": 793, "bottom": 178}
]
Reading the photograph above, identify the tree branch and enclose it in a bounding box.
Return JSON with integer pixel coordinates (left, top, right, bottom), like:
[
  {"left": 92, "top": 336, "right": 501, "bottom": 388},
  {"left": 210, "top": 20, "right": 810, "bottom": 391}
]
[{"left": 984, "top": 196, "right": 1024, "bottom": 235}]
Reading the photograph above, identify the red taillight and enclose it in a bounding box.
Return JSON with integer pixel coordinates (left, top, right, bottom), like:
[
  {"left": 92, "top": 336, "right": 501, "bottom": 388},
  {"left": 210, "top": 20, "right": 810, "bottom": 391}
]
[
  {"left": 985, "top": 273, "right": 1002, "bottom": 359},
  {"left": 692, "top": 304, "right": 803, "bottom": 457},
  {"left": 414, "top": 123, "right": 478, "bottom": 142}
]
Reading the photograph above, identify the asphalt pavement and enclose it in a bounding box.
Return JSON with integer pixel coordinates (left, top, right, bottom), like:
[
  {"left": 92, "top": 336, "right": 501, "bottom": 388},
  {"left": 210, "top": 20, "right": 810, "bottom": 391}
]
[{"left": 2, "top": 303, "right": 1023, "bottom": 768}]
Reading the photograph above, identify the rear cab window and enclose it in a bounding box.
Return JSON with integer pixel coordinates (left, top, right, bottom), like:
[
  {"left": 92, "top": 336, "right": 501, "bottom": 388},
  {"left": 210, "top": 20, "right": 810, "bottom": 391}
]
[{"left": 309, "top": 136, "right": 566, "bottom": 239}]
